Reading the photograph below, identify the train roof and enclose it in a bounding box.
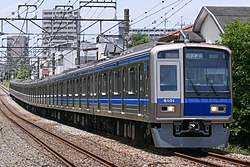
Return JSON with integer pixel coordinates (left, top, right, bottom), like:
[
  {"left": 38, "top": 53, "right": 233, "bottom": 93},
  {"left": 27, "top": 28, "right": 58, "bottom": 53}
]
[{"left": 11, "top": 41, "right": 230, "bottom": 86}]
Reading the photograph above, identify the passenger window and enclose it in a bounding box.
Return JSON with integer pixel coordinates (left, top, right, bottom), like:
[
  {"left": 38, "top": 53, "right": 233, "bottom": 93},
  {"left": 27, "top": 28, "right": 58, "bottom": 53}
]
[
  {"left": 82, "top": 77, "right": 87, "bottom": 95},
  {"left": 93, "top": 76, "right": 97, "bottom": 94},
  {"left": 113, "top": 71, "right": 120, "bottom": 95},
  {"left": 101, "top": 73, "right": 108, "bottom": 95},
  {"left": 89, "top": 76, "right": 93, "bottom": 94},
  {"left": 128, "top": 67, "right": 137, "bottom": 94},
  {"left": 160, "top": 65, "right": 177, "bottom": 91}
]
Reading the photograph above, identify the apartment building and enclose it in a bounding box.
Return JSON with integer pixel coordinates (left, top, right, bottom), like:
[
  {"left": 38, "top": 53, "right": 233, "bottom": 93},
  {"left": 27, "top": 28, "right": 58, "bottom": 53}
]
[{"left": 42, "top": 8, "right": 80, "bottom": 47}]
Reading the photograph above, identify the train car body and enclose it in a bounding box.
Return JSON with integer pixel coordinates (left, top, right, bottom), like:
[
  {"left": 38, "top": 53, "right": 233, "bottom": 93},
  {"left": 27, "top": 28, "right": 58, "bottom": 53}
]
[{"left": 10, "top": 42, "right": 232, "bottom": 148}]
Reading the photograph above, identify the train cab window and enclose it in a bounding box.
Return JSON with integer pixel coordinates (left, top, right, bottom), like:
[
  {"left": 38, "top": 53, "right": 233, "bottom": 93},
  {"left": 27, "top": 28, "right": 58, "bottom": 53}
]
[
  {"left": 128, "top": 67, "right": 137, "bottom": 94},
  {"left": 160, "top": 65, "right": 177, "bottom": 91},
  {"left": 157, "top": 50, "right": 179, "bottom": 59}
]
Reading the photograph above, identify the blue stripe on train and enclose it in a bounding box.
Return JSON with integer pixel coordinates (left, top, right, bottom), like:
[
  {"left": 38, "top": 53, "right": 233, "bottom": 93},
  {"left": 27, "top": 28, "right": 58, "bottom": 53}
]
[
  {"left": 56, "top": 98, "right": 149, "bottom": 106},
  {"left": 184, "top": 98, "right": 232, "bottom": 116},
  {"left": 157, "top": 98, "right": 181, "bottom": 104}
]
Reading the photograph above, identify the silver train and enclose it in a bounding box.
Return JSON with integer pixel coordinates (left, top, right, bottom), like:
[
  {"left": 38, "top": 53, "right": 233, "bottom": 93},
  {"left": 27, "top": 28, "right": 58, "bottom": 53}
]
[{"left": 10, "top": 42, "right": 232, "bottom": 148}]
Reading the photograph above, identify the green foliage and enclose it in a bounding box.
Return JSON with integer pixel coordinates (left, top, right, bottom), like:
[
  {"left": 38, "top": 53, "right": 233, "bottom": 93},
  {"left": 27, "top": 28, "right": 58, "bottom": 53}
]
[
  {"left": 12, "top": 65, "right": 30, "bottom": 79},
  {"left": 22, "top": 64, "right": 30, "bottom": 79},
  {"left": 221, "top": 143, "right": 250, "bottom": 155},
  {"left": 3, "top": 80, "right": 9, "bottom": 89},
  {"left": 14, "top": 71, "right": 20, "bottom": 79},
  {"left": 3, "top": 72, "right": 10, "bottom": 81},
  {"left": 130, "top": 33, "right": 151, "bottom": 47},
  {"left": 219, "top": 18, "right": 250, "bottom": 149}
]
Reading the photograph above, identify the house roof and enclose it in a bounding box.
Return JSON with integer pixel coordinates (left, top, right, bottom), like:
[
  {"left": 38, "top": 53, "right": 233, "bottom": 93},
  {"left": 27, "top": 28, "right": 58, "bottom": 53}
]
[
  {"left": 193, "top": 6, "right": 250, "bottom": 34},
  {"left": 158, "top": 25, "right": 193, "bottom": 42}
]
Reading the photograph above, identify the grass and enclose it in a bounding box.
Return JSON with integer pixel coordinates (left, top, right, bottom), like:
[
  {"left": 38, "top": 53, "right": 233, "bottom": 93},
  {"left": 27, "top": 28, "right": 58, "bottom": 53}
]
[
  {"left": 2, "top": 80, "right": 10, "bottom": 89},
  {"left": 221, "top": 143, "right": 250, "bottom": 155}
]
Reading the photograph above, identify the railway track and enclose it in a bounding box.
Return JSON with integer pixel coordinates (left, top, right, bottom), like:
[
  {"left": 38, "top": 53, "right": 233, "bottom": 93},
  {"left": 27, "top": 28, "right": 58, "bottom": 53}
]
[
  {"left": 0, "top": 84, "right": 9, "bottom": 95},
  {"left": 1, "top": 86, "right": 250, "bottom": 166},
  {"left": 0, "top": 97, "right": 117, "bottom": 167},
  {"left": 203, "top": 150, "right": 250, "bottom": 167},
  {"left": 172, "top": 149, "right": 250, "bottom": 167}
]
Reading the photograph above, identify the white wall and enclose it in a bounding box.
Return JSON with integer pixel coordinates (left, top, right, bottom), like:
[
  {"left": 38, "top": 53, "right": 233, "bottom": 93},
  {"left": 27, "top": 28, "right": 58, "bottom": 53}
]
[{"left": 200, "top": 16, "right": 222, "bottom": 43}]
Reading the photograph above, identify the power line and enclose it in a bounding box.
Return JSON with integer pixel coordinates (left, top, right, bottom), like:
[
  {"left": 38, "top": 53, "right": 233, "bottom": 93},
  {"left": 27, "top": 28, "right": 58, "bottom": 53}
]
[
  {"left": 131, "top": 0, "right": 182, "bottom": 26},
  {"left": 154, "top": 0, "right": 193, "bottom": 29},
  {"left": 131, "top": 1, "right": 165, "bottom": 23},
  {"left": 144, "top": 0, "right": 184, "bottom": 29}
]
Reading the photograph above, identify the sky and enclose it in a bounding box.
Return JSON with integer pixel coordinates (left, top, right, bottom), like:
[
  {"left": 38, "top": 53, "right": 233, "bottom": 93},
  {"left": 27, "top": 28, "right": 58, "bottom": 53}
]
[{"left": 0, "top": 0, "right": 250, "bottom": 41}]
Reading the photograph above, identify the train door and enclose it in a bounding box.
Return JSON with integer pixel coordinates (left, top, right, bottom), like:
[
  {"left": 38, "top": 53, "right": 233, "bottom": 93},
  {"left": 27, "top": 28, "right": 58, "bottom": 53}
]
[
  {"left": 110, "top": 69, "right": 122, "bottom": 113},
  {"left": 156, "top": 61, "right": 181, "bottom": 118},
  {"left": 93, "top": 74, "right": 98, "bottom": 112},
  {"left": 124, "top": 65, "right": 139, "bottom": 114},
  {"left": 100, "top": 72, "right": 108, "bottom": 112},
  {"left": 89, "top": 74, "right": 97, "bottom": 113},
  {"left": 81, "top": 77, "right": 87, "bottom": 111},
  {"left": 139, "top": 62, "right": 149, "bottom": 116}
]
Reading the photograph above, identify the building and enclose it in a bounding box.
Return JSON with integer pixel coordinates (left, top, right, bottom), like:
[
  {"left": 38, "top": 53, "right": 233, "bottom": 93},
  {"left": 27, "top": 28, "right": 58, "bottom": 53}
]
[
  {"left": 39, "top": 7, "right": 81, "bottom": 78},
  {"left": 6, "top": 36, "right": 29, "bottom": 70},
  {"left": 42, "top": 8, "right": 80, "bottom": 47},
  {"left": 130, "top": 28, "right": 174, "bottom": 40},
  {"left": 193, "top": 6, "right": 250, "bottom": 43},
  {"left": 158, "top": 25, "right": 195, "bottom": 42}
]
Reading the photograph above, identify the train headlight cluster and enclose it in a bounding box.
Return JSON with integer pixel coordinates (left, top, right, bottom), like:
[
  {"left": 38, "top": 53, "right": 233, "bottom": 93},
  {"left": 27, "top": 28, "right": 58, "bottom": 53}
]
[
  {"left": 210, "top": 105, "right": 226, "bottom": 113},
  {"left": 161, "top": 105, "right": 175, "bottom": 112}
]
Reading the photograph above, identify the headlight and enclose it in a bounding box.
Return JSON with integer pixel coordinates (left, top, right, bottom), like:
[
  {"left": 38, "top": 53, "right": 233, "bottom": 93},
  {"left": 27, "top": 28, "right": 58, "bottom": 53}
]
[
  {"left": 210, "top": 105, "right": 226, "bottom": 113},
  {"left": 161, "top": 105, "right": 175, "bottom": 112}
]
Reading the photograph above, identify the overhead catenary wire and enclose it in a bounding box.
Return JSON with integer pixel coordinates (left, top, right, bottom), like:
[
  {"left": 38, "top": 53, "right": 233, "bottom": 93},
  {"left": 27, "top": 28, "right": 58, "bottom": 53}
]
[
  {"left": 130, "top": 0, "right": 183, "bottom": 26},
  {"left": 143, "top": 0, "right": 184, "bottom": 29},
  {"left": 153, "top": 0, "right": 193, "bottom": 29},
  {"left": 131, "top": 0, "right": 165, "bottom": 23}
]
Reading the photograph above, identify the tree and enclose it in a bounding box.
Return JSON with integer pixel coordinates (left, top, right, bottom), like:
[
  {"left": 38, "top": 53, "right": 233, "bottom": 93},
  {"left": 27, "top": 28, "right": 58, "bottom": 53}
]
[
  {"left": 130, "top": 33, "right": 151, "bottom": 47},
  {"left": 219, "top": 18, "right": 250, "bottom": 148}
]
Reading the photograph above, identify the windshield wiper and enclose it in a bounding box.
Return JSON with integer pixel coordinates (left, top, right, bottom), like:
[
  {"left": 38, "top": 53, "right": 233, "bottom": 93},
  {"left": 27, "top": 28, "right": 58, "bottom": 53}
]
[
  {"left": 205, "top": 71, "right": 218, "bottom": 96},
  {"left": 187, "top": 77, "right": 200, "bottom": 96}
]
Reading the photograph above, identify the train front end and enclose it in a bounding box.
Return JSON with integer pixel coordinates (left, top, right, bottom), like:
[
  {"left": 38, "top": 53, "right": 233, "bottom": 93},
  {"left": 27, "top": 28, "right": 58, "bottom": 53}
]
[{"left": 150, "top": 43, "right": 232, "bottom": 148}]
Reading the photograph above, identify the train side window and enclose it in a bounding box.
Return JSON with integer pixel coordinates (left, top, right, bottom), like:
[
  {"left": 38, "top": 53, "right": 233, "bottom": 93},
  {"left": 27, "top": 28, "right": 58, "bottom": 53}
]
[
  {"left": 89, "top": 76, "right": 93, "bottom": 94},
  {"left": 101, "top": 73, "right": 108, "bottom": 95},
  {"left": 113, "top": 70, "right": 120, "bottom": 95},
  {"left": 127, "top": 67, "right": 137, "bottom": 94},
  {"left": 82, "top": 77, "right": 87, "bottom": 96},
  {"left": 75, "top": 79, "right": 79, "bottom": 95},
  {"left": 93, "top": 75, "right": 97, "bottom": 95},
  {"left": 72, "top": 80, "right": 75, "bottom": 95},
  {"left": 63, "top": 81, "right": 67, "bottom": 95}
]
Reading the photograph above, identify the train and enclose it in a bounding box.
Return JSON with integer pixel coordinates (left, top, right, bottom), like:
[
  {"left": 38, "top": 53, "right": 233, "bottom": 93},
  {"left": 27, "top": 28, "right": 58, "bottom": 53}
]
[{"left": 10, "top": 41, "right": 232, "bottom": 148}]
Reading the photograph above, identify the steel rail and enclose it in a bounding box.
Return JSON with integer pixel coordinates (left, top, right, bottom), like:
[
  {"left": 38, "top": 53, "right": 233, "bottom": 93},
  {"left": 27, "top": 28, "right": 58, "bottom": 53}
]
[
  {"left": 206, "top": 151, "right": 250, "bottom": 167},
  {"left": 0, "top": 102, "right": 76, "bottom": 167},
  {"left": 173, "top": 151, "right": 221, "bottom": 167},
  {"left": 1, "top": 98, "right": 117, "bottom": 167}
]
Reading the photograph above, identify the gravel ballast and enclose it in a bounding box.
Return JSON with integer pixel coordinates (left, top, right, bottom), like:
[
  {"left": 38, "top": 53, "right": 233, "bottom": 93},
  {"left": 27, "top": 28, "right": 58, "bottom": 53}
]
[{"left": 1, "top": 92, "right": 250, "bottom": 167}]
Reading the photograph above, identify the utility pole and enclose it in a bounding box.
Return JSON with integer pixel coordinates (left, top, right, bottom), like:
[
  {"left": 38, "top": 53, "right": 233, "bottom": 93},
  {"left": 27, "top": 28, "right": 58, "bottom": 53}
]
[
  {"left": 52, "top": 53, "right": 55, "bottom": 75},
  {"left": 37, "top": 57, "right": 40, "bottom": 79},
  {"left": 76, "top": 9, "right": 81, "bottom": 68},
  {"left": 124, "top": 9, "right": 129, "bottom": 50}
]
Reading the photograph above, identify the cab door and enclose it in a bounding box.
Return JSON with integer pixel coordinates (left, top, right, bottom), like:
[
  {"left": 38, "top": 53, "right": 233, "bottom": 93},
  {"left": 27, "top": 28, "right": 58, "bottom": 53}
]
[{"left": 156, "top": 61, "right": 181, "bottom": 118}]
